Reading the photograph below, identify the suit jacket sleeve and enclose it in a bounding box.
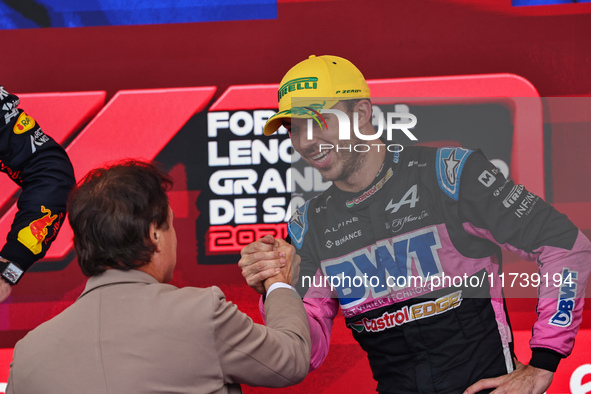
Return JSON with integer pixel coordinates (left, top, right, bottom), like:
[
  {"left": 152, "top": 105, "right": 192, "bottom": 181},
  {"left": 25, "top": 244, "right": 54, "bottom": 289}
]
[
  {"left": 0, "top": 86, "right": 75, "bottom": 275},
  {"left": 211, "top": 285, "right": 311, "bottom": 387},
  {"left": 257, "top": 273, "right": 339, "bottom": 373}
]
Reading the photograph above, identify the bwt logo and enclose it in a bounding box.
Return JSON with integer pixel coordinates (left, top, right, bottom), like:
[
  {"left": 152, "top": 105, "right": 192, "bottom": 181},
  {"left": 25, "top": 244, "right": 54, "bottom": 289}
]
[
  {"left": 549, "top": 268, "right": 578, "bottom": 327},
  {"left": 320, "top": 227, "right": 443, "bottom": 309},
  {"left": 300, "top": 104, "right": 418, "bottom": 153}
]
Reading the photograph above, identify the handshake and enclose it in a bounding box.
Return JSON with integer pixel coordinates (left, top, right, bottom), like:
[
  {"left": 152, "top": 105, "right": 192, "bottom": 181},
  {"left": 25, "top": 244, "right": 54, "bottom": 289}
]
[{"left": 238, "top": 235, "right": 300, "bottom": 294}]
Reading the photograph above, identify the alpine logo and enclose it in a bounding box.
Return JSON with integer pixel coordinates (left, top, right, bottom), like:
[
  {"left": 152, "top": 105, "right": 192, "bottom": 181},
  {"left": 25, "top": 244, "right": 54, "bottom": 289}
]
[
  {"left": 324, "top": 216, "right": 359, "bottom": 234},
  {"left": 385, "top": 184, "right": 419, "bottom": 214},
  {"left": 349, "top": 291, "right": 462, "bottom": 333}
]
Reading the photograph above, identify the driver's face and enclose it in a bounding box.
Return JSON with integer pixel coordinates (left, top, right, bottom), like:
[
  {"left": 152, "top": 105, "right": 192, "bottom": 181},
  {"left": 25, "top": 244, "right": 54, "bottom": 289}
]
[{"left": 285, "top": 101, "right": 365, "bottom": 183}]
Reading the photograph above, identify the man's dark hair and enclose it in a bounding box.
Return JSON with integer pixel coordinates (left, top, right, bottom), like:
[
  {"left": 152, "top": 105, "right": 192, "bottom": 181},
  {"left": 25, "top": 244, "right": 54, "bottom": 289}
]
[{"left": 68, "top": 160, "right": 173, "bottom": 277}]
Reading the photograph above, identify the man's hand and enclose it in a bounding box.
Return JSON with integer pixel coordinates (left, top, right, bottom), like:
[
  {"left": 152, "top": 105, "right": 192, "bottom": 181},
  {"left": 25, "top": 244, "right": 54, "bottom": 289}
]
[
  {"left": 0, "top": 280, "right": 12, "bottom": 303},
  {"left": 464, "top": 359, "right": 553, "bottom": 394},
  {"left": 264, "top": 241, "right": 300, "bottom": 291},
  {"left": 238, "top": 235, "right": 287, "bottom": 294}
]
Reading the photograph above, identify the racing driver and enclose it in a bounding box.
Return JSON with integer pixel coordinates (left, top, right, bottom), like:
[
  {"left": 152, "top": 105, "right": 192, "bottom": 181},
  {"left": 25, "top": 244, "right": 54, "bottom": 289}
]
[{"left": 238, "top": 55, "right": 591, "bottom": 393}]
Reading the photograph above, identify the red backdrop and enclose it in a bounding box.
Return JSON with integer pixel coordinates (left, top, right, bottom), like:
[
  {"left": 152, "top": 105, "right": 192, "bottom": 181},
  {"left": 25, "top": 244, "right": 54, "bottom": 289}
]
[{"left": 1, "top": 0, "right": 590, "bottom": 393}]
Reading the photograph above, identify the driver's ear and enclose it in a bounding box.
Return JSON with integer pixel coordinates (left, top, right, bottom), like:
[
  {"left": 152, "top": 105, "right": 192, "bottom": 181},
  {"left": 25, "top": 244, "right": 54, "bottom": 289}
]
[{"left": 355, "top": 99, "right": 373, "bottom": 127}]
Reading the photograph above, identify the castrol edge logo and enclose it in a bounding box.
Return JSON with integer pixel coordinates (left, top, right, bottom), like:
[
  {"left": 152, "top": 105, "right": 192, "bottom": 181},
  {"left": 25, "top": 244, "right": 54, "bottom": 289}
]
[{"left": 349, "top": 290, "right": 462, "bottom": 333}]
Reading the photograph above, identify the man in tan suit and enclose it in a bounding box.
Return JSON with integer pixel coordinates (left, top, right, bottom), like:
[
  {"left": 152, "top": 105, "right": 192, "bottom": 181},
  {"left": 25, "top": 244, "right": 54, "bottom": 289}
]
[{"left": 7, "top": 160, "right": 310, "bottom": 394}]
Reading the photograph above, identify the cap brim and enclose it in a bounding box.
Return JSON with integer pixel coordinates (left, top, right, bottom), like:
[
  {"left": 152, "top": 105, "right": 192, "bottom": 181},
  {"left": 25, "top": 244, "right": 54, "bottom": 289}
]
[
  {"left": 263, "top": 98, "right": 340, "bottom": 136},
  {"left": 263, "top": 113, "right": 290, "bottom": 136}
]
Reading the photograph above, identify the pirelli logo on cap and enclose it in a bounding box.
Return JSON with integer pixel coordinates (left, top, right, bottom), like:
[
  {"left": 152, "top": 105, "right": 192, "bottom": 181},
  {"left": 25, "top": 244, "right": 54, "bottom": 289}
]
[
  {"left": 13, "top": 112, "right": 36, "bottom": 135},
  {"left": 278, "top": 77, "right": 318, "bottom": 101}
]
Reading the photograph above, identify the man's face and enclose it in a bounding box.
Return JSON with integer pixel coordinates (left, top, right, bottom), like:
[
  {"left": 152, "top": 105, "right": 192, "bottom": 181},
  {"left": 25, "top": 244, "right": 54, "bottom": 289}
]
[
  {"left": 160, "top": 205, "right": 177, "bottom": 283},
  {"left": 286, "top": 101, "right": 366, "bottom": 183}
]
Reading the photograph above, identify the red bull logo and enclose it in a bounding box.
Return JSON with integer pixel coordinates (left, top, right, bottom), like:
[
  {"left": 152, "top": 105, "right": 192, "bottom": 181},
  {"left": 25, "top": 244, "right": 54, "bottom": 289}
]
[{"left": 17, "top": 206, "right": 58, "bottom": 255}]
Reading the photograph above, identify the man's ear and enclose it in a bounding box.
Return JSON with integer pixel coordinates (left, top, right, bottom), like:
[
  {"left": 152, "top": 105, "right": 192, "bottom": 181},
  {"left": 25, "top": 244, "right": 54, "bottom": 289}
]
[
  {"left": 355, "top": 99, "right": 373, "bottom": 128},
  {"left": 149, "top": 221, "right": 161, "bottom": 252}
]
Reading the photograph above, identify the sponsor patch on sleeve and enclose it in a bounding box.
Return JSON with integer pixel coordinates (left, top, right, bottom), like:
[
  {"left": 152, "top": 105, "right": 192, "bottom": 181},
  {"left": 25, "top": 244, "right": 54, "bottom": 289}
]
[
  {"left": 436, "top": 147, "right": 473, "bottom": 201},
  {"left": 549, "top": 268, "right": 578, "bottom": 327},
  {"left": 478, "top": 170, "right": 496, "bottom": 187},
  {"left": 288, "top": 201, "right": 311, "bottom": 250},
  {"left": 2, "top": 99, "right": 20, "bottom": 125},
  {"left": 17, "top": 206, "right": 58, "bottom": 255},
  {"left": 13, "top": 112, "right": 36, "bottom": 134}
]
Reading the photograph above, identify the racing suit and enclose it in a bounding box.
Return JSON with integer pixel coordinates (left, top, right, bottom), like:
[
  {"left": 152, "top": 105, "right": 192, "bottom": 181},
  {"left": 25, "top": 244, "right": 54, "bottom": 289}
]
[
  {"left": 281, "top": 146, "right": 591, "bottom": 393},
  {"left": 0, "top": 86, "right": 75, "bottom": 285}
]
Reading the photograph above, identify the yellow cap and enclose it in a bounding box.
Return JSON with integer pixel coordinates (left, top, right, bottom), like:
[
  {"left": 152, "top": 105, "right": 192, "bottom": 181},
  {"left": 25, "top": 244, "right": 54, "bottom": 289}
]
[{"left": 263, "top": 55, "right": 371, "bottom": 136}]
